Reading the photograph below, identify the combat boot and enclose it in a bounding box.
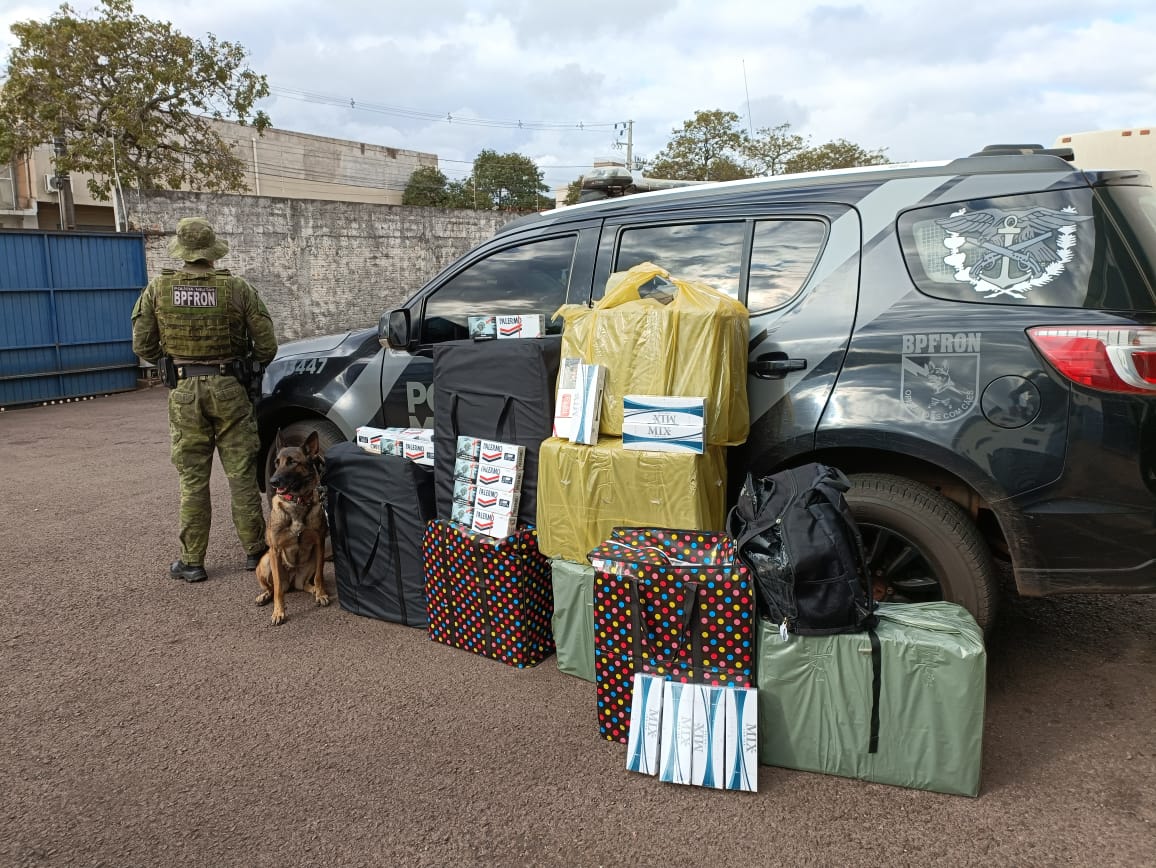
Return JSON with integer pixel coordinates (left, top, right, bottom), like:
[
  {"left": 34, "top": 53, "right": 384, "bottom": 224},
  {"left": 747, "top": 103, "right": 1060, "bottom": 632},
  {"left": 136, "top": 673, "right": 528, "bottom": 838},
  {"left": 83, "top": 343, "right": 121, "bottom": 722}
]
[
  {"left": 170, "top": 560, "right": 208, "bottom": 583},
  {"left": 245, "top": 545, "right": 269, "bottom": 571}
]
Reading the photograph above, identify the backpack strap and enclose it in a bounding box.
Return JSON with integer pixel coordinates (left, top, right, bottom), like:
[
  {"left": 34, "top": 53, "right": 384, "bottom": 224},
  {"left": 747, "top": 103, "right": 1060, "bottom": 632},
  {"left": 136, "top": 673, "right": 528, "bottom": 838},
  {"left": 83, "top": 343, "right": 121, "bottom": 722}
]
[{"left": 867, "top": 626, "right": 882, "bottom": 753}]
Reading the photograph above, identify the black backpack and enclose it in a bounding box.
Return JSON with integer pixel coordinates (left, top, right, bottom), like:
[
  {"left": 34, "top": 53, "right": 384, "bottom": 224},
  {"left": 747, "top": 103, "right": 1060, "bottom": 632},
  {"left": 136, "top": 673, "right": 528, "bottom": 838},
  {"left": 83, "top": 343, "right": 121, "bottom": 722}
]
[{"left": 728, "top": 463, "right": 877, "bottom": 636}]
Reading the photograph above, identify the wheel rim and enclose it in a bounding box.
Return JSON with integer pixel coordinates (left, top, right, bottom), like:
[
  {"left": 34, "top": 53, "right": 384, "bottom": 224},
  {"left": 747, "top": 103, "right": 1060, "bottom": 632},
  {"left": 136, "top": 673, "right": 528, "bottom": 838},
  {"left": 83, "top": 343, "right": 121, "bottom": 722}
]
[{"left": 859, "top": 522, "right": 943, "bottom": 603}]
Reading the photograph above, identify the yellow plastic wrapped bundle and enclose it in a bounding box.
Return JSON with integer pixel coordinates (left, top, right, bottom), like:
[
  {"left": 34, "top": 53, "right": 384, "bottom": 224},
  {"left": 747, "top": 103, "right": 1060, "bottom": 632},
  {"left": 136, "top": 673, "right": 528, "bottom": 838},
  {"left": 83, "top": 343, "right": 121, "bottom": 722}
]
[
  {"left": 555, "top": 262, "right": 750, "bottom": 446},
  {"left": 536, "top": 435, "right": 728, "bottom": 565}
]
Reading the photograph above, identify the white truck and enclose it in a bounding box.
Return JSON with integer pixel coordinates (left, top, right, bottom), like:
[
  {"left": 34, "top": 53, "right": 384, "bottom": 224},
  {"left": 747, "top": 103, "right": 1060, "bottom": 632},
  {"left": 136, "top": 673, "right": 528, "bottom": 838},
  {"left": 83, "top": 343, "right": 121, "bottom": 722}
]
[{"left": 1054, "top": 127, "right": 1156, "bottom": 179}]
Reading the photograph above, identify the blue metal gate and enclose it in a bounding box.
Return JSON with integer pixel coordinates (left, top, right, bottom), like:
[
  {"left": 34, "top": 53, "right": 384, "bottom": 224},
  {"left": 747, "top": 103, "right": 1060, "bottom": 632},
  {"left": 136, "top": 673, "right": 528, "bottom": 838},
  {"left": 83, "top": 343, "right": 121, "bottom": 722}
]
[{"left": 0, "top": 230, "right": 147, "bottom": 407}]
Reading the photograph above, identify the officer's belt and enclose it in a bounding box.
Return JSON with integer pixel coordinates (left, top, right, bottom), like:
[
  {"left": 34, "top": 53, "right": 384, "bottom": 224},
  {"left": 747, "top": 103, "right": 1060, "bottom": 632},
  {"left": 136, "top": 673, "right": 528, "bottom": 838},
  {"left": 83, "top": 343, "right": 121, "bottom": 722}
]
[{"left": 177, "top": 362, "right": 235, "bottom": 379}]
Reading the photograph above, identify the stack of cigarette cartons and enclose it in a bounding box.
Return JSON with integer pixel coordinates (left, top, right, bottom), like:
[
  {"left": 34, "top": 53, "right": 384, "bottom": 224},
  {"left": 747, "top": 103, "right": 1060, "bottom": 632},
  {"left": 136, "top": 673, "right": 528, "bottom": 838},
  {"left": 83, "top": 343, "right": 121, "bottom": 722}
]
[
  {"left": 355, "top": 426, "right": 435, "bottom": 466},
  {"left": 452, "top": 435, "right": 526, "bottom": 538},
  {"left": 553, "top": 358, "right": 607, "bottom": 445}
]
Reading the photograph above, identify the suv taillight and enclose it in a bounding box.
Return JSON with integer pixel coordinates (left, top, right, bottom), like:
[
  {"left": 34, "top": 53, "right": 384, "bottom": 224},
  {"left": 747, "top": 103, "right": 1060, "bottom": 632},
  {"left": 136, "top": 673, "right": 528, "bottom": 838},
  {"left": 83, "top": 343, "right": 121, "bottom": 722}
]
[{"left": 1028, "top": 326, "right": 1156, "bottom": 394}]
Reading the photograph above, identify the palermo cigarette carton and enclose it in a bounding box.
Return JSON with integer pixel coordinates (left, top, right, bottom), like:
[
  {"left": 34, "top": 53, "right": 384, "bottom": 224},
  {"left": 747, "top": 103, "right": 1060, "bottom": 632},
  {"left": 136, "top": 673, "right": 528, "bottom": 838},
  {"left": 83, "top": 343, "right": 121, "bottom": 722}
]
[
  {"left": 478, "top": 440, "right": 525, "bottom": 471},
  {"left": 401, "top": 437, "right": 435, "bottom": 467},
  {"left": 496, "top": 314, "right": 545, "bottom": 339},
  {"left": 471, "top": 507, "right": 518, "bottom": 538},
  {"left": 468, "top": 315, "right": 497, "bottom": 341},
  {"left": 452, "top": 479, "right": 478, "bottom": 505},
  {"left": 355, "top": 425, "right": 389, "bottom": 453},
  {"left": 473, "top": 486, "right": 520, "bottom": 516},
  {"left": 456, "top": 435, "right": 482, "bottom": 461},
  {"left": 475, "top": 462, "right": 523, "bottom": 494},
  {"left": 450, "top": 501, "right": 475, "bottom": 527},
  {"left": 454, "top": 457, "right": 481, "bottom": 483}
]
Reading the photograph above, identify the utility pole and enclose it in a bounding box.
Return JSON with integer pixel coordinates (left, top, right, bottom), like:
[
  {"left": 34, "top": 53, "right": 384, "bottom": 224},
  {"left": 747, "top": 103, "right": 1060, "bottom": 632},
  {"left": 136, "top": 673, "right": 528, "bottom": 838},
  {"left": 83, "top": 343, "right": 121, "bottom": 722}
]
[
  {"left": 625, "top": 120, "right": 634, "bottom": 170},
  {"left": 52, "top": 135, "right": 76, "bottom": 230}
]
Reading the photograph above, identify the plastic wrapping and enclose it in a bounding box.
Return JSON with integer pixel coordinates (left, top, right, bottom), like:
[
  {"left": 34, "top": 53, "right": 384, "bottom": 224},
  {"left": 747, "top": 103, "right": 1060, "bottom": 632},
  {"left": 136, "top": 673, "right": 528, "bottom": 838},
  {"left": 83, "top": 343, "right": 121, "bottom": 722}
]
[
  {"left": 555, "top": 262, "right": 750, "bottom": 445},
  {"left": 549, "top": 558, "right": 596, "bottom": 683},
  {"left": 535, "top": 436, "right": 727, "bottom": 565},
  {"left": 756, "top": 602, "right": 986, "bottom": 796}
]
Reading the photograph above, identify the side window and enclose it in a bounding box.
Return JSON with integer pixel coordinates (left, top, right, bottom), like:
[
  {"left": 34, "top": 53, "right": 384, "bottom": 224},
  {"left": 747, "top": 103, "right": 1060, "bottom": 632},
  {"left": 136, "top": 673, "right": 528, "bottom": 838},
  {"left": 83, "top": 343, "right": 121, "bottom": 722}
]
[
  {"left": 893, "top": 189, "right": 1156, "bottom": 309},
  {"left": 748, "top": 220, "right": 827, "bottom": 312},
  {"left": 615, "top": 222, "right": 746, "bottom": 299},
  {"left": 422, "top": 235, "right": 576, "bottom": 343}
]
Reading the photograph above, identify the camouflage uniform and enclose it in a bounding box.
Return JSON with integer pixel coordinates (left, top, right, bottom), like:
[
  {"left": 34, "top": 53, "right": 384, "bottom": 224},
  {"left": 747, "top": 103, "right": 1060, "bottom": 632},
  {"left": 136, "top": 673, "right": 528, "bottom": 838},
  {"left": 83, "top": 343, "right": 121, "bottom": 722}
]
[{"left": 132, "top": 218, "right": 278, "bottom": 574}]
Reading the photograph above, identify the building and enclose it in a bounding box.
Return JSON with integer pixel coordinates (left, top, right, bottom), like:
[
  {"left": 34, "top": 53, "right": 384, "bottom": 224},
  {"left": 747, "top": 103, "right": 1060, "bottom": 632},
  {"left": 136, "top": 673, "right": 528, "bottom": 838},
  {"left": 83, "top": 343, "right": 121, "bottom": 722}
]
[{"left": 0, "top": 119, "right": 438, "bottom": 231}]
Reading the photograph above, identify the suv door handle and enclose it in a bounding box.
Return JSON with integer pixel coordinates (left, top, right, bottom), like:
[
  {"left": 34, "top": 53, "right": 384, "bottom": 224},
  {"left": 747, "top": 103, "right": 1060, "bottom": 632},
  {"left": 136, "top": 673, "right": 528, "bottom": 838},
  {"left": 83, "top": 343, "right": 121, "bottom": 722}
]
[{"left": 749, "top": 353, "right": 807, "bottom": 379}]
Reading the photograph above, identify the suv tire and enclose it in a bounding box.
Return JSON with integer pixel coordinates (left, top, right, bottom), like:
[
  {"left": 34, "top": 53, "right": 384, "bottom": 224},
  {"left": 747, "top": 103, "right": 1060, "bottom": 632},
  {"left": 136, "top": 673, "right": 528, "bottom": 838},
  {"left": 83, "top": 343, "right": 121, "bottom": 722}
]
[{"left": 845, "top": 473, "right": 998, "bottom": 632}]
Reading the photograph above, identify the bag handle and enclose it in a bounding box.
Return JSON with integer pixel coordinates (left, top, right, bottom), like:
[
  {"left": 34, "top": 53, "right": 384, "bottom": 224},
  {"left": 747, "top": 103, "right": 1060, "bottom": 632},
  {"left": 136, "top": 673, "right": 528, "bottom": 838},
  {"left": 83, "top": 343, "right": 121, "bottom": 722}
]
[{"left": 628, "top": 576, "right": 701, "bottom": 674}]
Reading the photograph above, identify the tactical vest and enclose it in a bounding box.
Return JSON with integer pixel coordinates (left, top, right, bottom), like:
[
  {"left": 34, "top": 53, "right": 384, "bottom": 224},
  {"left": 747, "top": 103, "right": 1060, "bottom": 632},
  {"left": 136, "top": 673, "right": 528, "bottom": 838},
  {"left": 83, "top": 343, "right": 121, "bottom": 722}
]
[{"left": 153, "top": 269, "right": 248, "bottom": 360}]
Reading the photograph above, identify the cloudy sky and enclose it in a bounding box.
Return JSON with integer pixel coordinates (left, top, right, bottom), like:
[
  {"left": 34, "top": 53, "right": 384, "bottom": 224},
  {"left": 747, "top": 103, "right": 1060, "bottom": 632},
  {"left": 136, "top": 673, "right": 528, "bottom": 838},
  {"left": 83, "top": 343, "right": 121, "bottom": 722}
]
[{"left": 2, "top": 0, "right": 1154, "bottom": 191}]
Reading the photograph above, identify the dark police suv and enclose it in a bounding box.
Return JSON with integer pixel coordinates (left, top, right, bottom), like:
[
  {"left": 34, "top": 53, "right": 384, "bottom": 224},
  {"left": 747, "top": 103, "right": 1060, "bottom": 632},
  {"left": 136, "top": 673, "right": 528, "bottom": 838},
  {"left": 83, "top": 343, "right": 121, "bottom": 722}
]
[{"left": 256, "top": 145, "right": 1156, "bottom": 630}]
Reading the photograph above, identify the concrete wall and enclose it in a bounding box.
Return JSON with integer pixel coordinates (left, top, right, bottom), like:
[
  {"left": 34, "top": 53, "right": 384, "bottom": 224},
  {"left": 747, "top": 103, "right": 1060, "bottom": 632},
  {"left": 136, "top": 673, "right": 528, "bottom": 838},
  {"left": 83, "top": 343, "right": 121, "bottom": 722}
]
[{"left": 132, "top": 190, "right": 519, "bottom": 343}]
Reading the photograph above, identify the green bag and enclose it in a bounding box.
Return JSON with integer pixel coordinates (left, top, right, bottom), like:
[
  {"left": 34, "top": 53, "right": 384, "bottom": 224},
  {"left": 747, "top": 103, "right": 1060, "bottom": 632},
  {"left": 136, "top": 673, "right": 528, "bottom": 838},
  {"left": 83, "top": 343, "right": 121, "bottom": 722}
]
[
  {"left": 756, "top": 601, "right": 986, "bottom": 796},
  {"left": 550, "top": 559, "right": 595, "bottom": 682}
]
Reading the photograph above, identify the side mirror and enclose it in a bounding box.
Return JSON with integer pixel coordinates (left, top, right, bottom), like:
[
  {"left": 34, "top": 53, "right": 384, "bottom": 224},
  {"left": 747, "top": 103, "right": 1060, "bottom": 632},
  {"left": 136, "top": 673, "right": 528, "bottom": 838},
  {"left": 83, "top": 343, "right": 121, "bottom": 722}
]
[{"left": 379, "top": 309, "right": 411, "bottom": 350}]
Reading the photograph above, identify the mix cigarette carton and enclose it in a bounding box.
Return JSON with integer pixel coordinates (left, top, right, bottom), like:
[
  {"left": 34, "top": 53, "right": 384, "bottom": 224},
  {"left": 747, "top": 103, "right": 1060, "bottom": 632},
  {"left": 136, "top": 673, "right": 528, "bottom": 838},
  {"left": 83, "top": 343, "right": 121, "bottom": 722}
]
[
  {"left": 621, "top": 396, "right": 706, "bottom": 454},
  {"left": 554, "top": 358, "right": 607, "bottom": 445}
]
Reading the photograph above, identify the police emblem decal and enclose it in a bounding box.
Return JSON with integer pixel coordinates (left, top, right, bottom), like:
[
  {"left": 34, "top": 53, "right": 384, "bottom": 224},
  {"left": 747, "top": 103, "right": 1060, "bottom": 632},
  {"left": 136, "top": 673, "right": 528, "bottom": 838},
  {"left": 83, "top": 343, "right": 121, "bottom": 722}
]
[
  {"left": 936, "top": 205, "right": 1092, "bottom": 300},
  {"left": 901, "top": 332, "right": 981, "bottom": 422}
]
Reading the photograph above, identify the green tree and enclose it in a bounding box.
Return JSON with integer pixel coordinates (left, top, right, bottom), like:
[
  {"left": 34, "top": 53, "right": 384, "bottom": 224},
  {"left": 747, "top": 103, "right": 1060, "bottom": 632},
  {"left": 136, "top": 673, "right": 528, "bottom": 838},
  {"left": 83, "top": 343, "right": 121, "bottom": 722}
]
[
  {"left": 468, "top": 149, "right": 550, "bottom": 211},
  {"left": 0, "top": 0, "right": 270, "bottom": 199},
  {"left": 564, "top": 178, "right": 582, "bottom": 206},
  {"left": 784, "top": 138, "right": 890, "bottom": 173},
  {"left": 402, "top": 165, "right": 452, "bottom": 206},
  {"left": 646, "top": 109, "right": 753, "bottom": 181},
  {"left": 745, "top": 122, "right": 808, "bottom": 176}
]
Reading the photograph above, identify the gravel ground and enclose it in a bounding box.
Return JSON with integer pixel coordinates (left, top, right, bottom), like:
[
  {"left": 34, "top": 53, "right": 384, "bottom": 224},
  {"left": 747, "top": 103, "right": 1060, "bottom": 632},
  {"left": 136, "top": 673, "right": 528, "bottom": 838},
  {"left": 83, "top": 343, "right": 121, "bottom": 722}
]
[{"left": 1, "top": 387, "right": 1154, "bottom": 868}]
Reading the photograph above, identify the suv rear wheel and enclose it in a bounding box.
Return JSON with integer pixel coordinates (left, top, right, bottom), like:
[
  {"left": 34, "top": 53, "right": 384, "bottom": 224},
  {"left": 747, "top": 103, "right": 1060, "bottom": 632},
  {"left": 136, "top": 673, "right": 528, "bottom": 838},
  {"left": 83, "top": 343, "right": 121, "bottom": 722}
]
[{"left": 845, "top": 473, "right": 998, "bottom": 632}]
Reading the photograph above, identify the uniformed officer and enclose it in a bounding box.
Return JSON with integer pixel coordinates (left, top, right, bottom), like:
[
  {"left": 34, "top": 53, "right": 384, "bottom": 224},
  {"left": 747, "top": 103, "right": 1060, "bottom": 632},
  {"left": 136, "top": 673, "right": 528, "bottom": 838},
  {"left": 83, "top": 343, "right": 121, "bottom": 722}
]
[{"left": 132, "top": 217, "right": 278, "bottom": 582}]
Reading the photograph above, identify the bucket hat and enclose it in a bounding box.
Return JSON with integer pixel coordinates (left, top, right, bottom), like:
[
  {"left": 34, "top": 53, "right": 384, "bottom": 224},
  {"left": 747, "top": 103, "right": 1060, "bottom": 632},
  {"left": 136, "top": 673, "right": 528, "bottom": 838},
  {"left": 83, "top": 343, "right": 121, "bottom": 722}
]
[{"left": 167, "top": 217, "right": 229, "bottom": 262}]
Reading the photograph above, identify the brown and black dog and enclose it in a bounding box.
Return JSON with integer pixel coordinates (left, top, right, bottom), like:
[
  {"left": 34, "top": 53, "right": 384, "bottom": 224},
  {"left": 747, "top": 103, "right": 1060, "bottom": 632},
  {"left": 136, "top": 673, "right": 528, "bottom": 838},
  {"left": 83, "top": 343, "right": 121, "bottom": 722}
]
[{"left": 256, "top": 429, "right": 330, "bottom": 625}]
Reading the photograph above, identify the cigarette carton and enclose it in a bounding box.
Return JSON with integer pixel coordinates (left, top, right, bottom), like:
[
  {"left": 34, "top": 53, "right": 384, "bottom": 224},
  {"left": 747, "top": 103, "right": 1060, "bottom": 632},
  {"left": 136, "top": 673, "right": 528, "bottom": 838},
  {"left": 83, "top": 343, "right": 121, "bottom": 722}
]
[
  {"left": 659, "top": 680, "right": 695, "bottom": 786},
  {"left": 554, "top": 360, "right": 606, "bottom": 445},
  {"left": 626, "top": 673, "right": 664, "bottom": 777},
  {"left": 456, "top": 435, "right": 482, "bottom": 461},
  {"left": 478, "top": 439, "right": 525, "bottom": 471},
  {"left": 452, "top": 479, "right": 478, "bottom": 505},
  {"left": 691, "top": 685, "right": 728, "bottom": 790},
  {"left": 355, "top": 425, "right": 389, "bottom": 453},
  {"left": 401, "top": 437, "right": 435, "bottom": 466},
  {"left": 621, "top": 422, "right": 705, "bottom": 454},
  {"left": 475, "top": 462, "right": 523, "bottom": 494},
  {"left": 468, "top": 315, "right": 496, "bottom": 340},
  {"left": 471, "top": 507, "right": 518, "bottom": 538},
  {"left": 473, "top": 486, "right": 520, "bottom": 515},
  {"left": 454, "top": 457, "right": 481, "bottom": 483},
  {"left": 496, "top": 314, "right": 545, "bottom": 339},
  {"left": 723, "top": 686, "right": 759, "bottom": 792},
  {"left": 450, "top": 501, "right": 475, "bottom": 527},
  {"left": 623, "top": 395, "right": 706, "bottom": 429}
]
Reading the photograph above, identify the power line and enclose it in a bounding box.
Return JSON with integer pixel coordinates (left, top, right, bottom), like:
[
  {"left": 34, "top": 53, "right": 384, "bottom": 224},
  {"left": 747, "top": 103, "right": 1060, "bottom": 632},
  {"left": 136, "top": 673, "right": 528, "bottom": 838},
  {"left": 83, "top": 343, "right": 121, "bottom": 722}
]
[{"left": 268, "top": 85, "right": 620, "bottom": 133}]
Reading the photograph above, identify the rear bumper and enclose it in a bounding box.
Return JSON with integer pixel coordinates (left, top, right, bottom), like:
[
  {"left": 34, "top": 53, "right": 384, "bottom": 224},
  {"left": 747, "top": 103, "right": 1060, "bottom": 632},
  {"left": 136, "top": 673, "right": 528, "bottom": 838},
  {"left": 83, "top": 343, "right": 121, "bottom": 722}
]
[{"left": 1009, "top": 506, "right": 1156, "bottom": 596}]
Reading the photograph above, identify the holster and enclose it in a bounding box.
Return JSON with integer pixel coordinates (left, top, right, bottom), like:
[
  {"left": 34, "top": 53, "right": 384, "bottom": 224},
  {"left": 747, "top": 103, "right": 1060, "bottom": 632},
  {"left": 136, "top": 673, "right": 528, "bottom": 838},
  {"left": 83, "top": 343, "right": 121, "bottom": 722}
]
[{"left": 157, "top": 356, "right": 178, "bottom": 388}]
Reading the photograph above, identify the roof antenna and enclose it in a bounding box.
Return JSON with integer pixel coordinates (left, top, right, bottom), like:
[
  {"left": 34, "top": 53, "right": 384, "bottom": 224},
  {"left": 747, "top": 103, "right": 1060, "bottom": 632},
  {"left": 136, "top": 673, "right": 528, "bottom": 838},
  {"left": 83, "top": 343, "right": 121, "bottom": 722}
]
[{"left": 742, "top": 59, "right": 755, "bottom": 137}]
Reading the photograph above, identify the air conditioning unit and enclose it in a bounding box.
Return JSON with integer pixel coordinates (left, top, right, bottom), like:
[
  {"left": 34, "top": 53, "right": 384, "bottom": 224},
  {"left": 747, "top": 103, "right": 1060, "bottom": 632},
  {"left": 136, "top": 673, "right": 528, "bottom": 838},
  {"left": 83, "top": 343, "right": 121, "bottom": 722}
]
[{"left": 44, "top": 173, "right": 63, "bottom": 193}]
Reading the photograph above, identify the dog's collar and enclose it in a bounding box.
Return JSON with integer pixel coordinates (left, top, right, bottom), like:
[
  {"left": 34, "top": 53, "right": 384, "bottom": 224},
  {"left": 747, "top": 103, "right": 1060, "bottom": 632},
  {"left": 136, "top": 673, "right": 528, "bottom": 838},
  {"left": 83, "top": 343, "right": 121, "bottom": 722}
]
[{"left": 276, "top": 490, "right": 313, "bottom": 505}]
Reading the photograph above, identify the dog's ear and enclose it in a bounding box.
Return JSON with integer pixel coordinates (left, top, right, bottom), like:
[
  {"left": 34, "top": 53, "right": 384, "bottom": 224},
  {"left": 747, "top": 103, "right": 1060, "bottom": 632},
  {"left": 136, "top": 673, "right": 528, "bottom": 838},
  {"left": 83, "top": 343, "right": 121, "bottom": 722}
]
[
  {"left": 275, "top": 428, "right": 285, "bottom": 451},
  {"left": 303, "top": 430, "right": 320, "bottom": 457}
]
